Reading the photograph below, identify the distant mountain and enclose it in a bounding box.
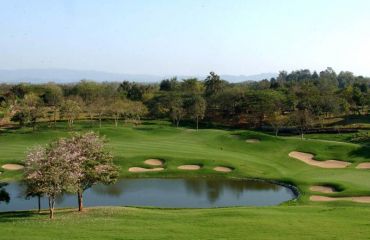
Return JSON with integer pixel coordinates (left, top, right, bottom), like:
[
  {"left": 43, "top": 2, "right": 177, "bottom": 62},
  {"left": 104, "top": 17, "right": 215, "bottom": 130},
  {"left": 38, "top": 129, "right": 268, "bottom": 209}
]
[
  {"left": 220, "top": 73, "right": 277, "bottom": 82},
  {"left": 0, "top": 69, "right": 277, "bottom": 84}
]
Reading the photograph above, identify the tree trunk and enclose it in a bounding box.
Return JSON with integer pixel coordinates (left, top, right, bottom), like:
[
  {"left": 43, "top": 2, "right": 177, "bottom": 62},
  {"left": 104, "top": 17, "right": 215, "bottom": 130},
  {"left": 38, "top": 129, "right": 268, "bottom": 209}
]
[
  {"left": 99, "top": 117, "right": 102, "bottom": 128},
  {"left": 77, "top": 190, "right": 83, "bottom": 212},
  {"left": 275, "top": 128, "right": 279, "bottom": 137},
  {"left": 38, "top": 195, "right": 41, "bottom": 213},
  {"left": 53, "top": 106, "right": 57, "bottom": 127},
  {"left": 115, "top": 117, "right": 118, "bottom": 127},
  {"left": 176, "top": 119, "right": 179, "bottom": 128},
  {"left": 48, "top": 197, "right": 55, "bottom": 219}
]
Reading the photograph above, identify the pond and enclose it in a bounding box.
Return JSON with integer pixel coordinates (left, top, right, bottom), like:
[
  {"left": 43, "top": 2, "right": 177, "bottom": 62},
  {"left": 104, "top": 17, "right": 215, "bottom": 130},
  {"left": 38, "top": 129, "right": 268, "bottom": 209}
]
[{"left": 0, "top": 178, "right": 296, "bottom": 212}]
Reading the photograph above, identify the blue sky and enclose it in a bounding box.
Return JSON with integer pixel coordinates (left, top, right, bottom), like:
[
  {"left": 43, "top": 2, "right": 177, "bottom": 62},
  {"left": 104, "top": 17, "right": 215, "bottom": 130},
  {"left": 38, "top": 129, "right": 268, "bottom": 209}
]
[{"left": 1, "top": 0, "right": 370, "bottom": 76}]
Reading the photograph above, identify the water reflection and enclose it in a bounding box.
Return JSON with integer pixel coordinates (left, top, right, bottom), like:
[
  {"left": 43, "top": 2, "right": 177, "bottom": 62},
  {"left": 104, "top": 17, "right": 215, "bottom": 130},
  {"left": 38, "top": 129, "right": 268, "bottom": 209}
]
[
  {"left": 0, "top": 183, "right": 10, "bottom": 204},
  {"left": 0, "top": 178, "right": 295, "bottom": 212},
  {"left": 184, "top": 179, "right": 280, "bottom": 203}
]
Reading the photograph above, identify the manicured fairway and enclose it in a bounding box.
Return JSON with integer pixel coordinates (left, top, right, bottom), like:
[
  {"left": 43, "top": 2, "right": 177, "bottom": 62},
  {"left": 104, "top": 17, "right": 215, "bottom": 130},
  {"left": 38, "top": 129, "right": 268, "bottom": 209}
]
[
  {"left": 1, "top": 121, "right": 369, "bottom": 198},
  {"left": 2, "top": 206, "right": 370, "bottom": 240},
  {"left": 1, "top": 121, "right": 370, "bottom": 239}
]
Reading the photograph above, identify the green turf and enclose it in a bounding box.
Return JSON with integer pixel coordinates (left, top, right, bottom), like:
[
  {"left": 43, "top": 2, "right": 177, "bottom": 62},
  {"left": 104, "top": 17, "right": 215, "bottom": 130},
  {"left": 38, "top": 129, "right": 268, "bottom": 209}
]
[
  {"left": 0, "top": 120, "right": 370, "bottom": 239},
  {"left": 2, "top": 206, "right": 370, "bottom": 240}
]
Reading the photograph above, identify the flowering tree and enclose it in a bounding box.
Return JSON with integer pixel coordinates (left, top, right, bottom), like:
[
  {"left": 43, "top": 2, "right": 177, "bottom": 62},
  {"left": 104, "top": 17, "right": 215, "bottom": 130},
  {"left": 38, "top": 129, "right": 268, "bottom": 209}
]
[
  {"left": 24, "top": 132, "right": 118, "bottom": 218},
  {"left": 64, "top": 132, "right": 119, "bottom": 211},
  {"left": 24, "top": 143, "right": 80, "bottom": 219}
]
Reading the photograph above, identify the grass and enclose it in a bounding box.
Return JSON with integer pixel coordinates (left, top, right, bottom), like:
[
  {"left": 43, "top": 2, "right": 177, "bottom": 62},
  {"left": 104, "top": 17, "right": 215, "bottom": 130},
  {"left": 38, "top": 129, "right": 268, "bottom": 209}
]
[
  {"left": 1, "top": 120, "right": 370, "bottom": 239},
  {"left": 2, "top": 206, "right": 370, "bottom": 240}
]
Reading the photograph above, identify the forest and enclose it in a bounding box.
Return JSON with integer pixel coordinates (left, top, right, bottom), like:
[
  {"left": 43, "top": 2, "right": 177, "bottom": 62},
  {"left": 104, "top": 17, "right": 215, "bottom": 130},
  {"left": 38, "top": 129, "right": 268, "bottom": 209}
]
[{"left": 0, "top": 68, "right": 369, "bottom": 137}]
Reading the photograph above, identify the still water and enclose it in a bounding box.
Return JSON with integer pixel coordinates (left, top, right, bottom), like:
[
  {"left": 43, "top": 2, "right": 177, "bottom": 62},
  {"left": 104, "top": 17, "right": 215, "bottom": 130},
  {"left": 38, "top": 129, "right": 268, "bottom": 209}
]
[{"left": 0, "top": 178, "right": 296, "bottom": 212}]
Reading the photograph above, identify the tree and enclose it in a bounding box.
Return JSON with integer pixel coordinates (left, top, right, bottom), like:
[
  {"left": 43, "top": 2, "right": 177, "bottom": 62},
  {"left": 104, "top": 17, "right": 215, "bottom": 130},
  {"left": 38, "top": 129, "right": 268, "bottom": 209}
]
[
  {"left": 23, "top": 133, "right": 118, "bottom": 217},
  {"left": 74, "top": 80, "right": 100, "bottom": 104},
  {"left": 11, "top": 111, "right": 27, "bottom": 126},
  {"left": 159, "top": 77, "right": 179, "bottom": 91},
  {"left": 60, "top": 99, "right": 81, "bottom": 128},
  {"left": 127, "top": 101, "right": 148, "bottom": 125},
  {"left": 267, "top": 112, "right": 288, "bottom": 136},
  {"left": 0, "top": 97, "right": 9, "bottom": 126},
  {"left": 23, "top": 93, "right": 45, "bottom": 131},
  {"left": 24, "top": 179, "right": 43, "bottom": 213},
  {"left": 242, "top": 90, "right": 285, "bottom": 128},
  {"left": 127, "top": 84, "right": 144, "bottom": 101},
  {"left": 42, "top": 83, "right": 63, "bottom": 126},
  {"left": 204, "top": 72, "right": 226, "bottom": 97},
  {"left": 168, "top": 94, "right": 185, "bottom": 127},
  {"left": 289, "top": 109, "right": 314, "bottom": 139},
  {"left": 24, "top": 143, "right": 80, "bottom": 219},
  {"left": 108, "top": 99, "right": 127, "bottom": 127},
  {"left": 187, "top": 95, "right": 206, "bottom": 131},
  {"left": 63, "top": 132, "right": 119, "bottom": 211},
  {"left": 9, "top": 83, "right": 30, "bottom": 99},
  {"left": 12, "top": 93, "right": 45, "bottom": 130},
  {"left": 94, "top": 97, "right": 109, "bottom": 128},
  {"left": 352, "top": 86, "right": 367, "bottom": 115},
  {"left": 180, "top": 78, "right": 203, "bottom": 93}
]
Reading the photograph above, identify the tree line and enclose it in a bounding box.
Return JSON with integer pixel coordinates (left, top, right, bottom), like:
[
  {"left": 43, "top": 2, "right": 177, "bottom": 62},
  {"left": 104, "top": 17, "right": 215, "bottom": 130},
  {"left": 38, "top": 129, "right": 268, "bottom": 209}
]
[{"left": 0, "top": 68, "right": 369, "bottom": 136}]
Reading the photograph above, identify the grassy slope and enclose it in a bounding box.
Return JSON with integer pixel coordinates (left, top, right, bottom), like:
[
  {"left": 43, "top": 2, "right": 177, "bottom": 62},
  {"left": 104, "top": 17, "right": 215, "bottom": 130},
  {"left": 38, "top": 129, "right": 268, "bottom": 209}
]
[
  {"left": 2, "top": 206, "right": 370, "bottom": 240},
  {"left": 1, "top": 120, "right": 370, "bottom": 239}
]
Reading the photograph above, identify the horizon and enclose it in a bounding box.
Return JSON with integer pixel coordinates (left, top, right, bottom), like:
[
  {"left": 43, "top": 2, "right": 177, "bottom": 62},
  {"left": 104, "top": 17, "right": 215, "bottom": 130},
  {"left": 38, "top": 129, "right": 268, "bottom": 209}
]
[
  {"left": 1, "top": 67, "right": 369, "bottom": 84},
  {"left": 1, "top": 0, "right": 370, "bottom": 76}
]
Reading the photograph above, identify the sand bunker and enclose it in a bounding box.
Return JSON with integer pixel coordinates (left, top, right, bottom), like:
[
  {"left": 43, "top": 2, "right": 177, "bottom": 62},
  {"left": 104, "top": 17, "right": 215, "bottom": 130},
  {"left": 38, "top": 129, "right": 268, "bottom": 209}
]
[
  {"left": 1, "top": 164, "right": 24, "bottom": 171},
  {"left": 356, "top": 163, "right": 370, "bottom": 169},
  {"left": 310, "top": 195, "right": 370, "bottom": 203},
  {"left": 144, "top": 159, "right": 164, "bottom": 166},
  {"left": 245, "top": 139, "right": 260, "bottom": 143},
  {"left": 288, "top": 151, "right": 351, "bottom": 168},
  {"left": 310, "top": 185, "right": 336, "bottom": 194},
  {"left": 177, "top": 165, "right": 201, "bottom": 170},
  {"left": 213, "top": 166, "right": 233, "bottom": 172},
  {"left": 128, "top": 167, "right": 164, "bottom": 173}
]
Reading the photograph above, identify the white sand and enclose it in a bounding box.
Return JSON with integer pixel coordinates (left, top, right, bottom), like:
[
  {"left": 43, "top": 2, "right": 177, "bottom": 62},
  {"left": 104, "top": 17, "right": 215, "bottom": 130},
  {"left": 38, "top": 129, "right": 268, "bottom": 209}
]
[
  {"left": 288, "top": 151, "right": 351, "bottom": 168},
  {"left": 309, "top": 185, "right": 336, "bottom": 194},
  {"left": 128, "top": 167, "right": 164, "bottom": 173},
  {"left": 144, "top": 159, "right": 164, "bottom": 166},
  {"left": 1, "top": 164, "right": 24, "bottom": 171},
  {"left": 213, "top": 166, "right": 233, "bottom": 172},
  {"left": 356, "top": 162, "right": 370, "bottom": 169},
  {"left": 177, "top": 165, "right": 201, "bottom": 170},
  {"left": 245, "top": 139, "right": 260, "bottom": 143},
  {"left": 310, "top": 195, "right": 370, "bottom": 203}
]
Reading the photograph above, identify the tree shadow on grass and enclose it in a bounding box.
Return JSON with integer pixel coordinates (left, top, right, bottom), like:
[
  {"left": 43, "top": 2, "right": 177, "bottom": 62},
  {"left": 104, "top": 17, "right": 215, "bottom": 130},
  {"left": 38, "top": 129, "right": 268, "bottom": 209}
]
[
  {"left": 0, "top": 208, "right": 79, "bottom": 222},
  {"left": 350, "top": 144, "right": 370, "bottom": 159},
  {"left": 134, "top": 127, "right": 155, "bottom": 131},
  {"left": 0, "top": 211, "right": 38, "bottom": 223}
]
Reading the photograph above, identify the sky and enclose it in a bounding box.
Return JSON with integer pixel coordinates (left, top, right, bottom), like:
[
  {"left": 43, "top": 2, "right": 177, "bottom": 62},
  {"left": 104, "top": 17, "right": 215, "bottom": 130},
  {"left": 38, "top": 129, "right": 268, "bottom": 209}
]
[{"left": 1, "top": 0, "right": 370, "bottom": 76}]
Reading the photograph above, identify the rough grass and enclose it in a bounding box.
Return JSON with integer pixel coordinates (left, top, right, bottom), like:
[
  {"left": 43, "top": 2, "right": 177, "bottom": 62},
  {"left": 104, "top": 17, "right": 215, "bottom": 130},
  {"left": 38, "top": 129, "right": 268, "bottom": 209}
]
[{"left": 1, "top": 120, "right": 370, "bottom": 239}]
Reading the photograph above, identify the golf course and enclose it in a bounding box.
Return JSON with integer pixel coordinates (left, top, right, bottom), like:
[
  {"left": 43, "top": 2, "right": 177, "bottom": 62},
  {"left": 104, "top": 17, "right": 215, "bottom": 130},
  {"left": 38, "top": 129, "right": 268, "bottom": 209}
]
[{"left": 1, "top": 120, "right": 370, "bottom": 239}]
